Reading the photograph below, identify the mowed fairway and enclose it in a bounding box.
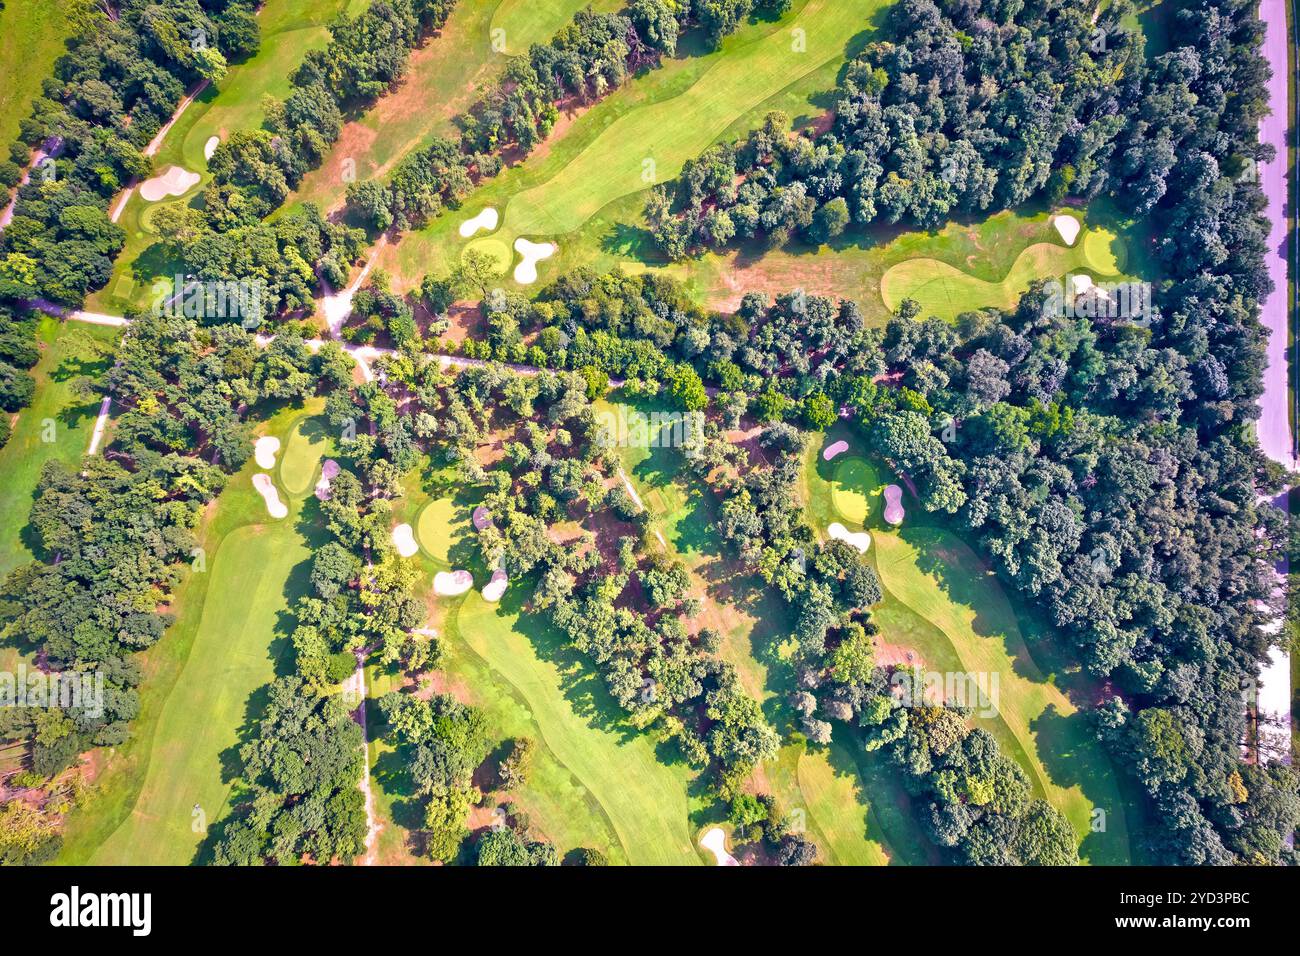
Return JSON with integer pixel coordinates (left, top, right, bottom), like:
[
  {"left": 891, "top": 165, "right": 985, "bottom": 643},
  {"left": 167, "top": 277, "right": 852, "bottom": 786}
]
[
  {"left": 455, "top": 592, "right": 698, "bottom": 865},
  {"left": 505, "top": 0, "right": 872, "bottom": 237},
  {"left": 62, "top": 406, "right": 329, "bottom": 865},
  {"left": 880, "top": 224, "right": 1125, "bottom": 320},
  {"left": 0, "top": 318, "right": 119, "bottom": 580}
]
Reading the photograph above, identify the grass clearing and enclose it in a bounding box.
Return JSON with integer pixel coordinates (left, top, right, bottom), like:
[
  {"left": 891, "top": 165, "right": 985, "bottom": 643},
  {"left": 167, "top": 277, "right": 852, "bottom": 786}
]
[
  {"left": 59, "top": 403, "right": 331, "bottom": 864},
  {"left": 0, "top": 0, "right": 77, "bottom": 148},
  {"left": 284, "top": 0, "right": 624, "bottom": 216}
]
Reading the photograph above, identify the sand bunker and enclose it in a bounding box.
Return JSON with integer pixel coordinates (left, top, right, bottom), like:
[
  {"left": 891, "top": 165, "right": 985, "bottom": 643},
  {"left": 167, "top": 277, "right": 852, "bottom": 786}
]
[
  {"left": 458, "top": 207, "right": 499, "bottom": 238},
  {"left": 433, "top": 570, "right": 474, "bottom": 597},
  {"left": 513, "top": 238, "right": 556, "bottom": 285},
  {"left": 254, "top": 435, "right": 281, "bottom": 469},
  {"left": 252, "top": 473, "right": 287, "bottom": 519},
  {"left": 1070, "top": 273, "right": 1094, "bottom": 296},
  {"left": 140, "top": 165, "right": 200, "bottom": 202},
  {"left": 828, "top": 522, "right": 871, "bottom": 554},
  {"left": 315, "top": 459, "right": 340, "bottom": 501},
  {"left": 472, "top": 506, "right": 493, "bottom": 531},
  {"left": 883, "top": 485, "right": 905, "bottom": 526},
  {"left": 391, "top": 524, "right": 418, "bottom": 558},
  {"left": 823, "top": 439, "right": 849, "bottom": 461},
  {"left": 699, "top": 828, "right": 739, "bottom": 867},
  {"left": 1053, "top": 213, "right": 1081, "bottom": 246},
  {"left": 482, "top": 569, "right": 508, "bottom": 603},
  {"left": 204, "top": 136, "right": 220, "bottom": 162}
]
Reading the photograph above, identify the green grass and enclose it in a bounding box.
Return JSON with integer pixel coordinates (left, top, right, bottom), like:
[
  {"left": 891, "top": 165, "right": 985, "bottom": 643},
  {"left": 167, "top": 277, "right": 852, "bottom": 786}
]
[
  {"left": 801, "top": 428, "right": 1134, "bottom": 864},
  {"left": 414, "top": 496, "right": 458, "bottom": 562},
  {"left": 0, "top": 318, "right": 119, "bottom": 581},
  {"left": 0, "top": 0, "right": 78, "bottom": 149},
  {"left": 505, "top": 0, "right": 870, "bottom": 238},
  {"left": 454, "top": 592, "right": 699, "bottom": 864},
  {"left": 59, "top": 403, "right": 331, "bottom": 864},
  {"left": 279, "top": 413, "right": 331, "bottom": 496},
  {"left": 879, "top": 223, "right": 1126, "bottom": 320}
]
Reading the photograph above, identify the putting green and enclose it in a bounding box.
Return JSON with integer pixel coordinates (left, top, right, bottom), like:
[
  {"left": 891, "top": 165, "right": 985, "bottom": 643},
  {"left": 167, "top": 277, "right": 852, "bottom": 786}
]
[
  {"left": 829, "top": 456, "right": 878, "bottom": 527},
  {"left": 279, "top": 413, "right": 331, "bottom": 497},
  {"left": 415, "top": 497, "right": 458, "bottom": 562},
  {"left": 463, "top": 237, "right": 513, "bottom": 275},
  {"left": 880, "top": 227, "right": 1125, "bottom": 321}
]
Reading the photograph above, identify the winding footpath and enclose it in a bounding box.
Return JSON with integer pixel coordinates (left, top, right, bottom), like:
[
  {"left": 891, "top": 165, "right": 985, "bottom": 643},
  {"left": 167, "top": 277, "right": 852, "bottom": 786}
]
[{"left": 1255, "top": 0, "right": 1294, "bottom": 761}]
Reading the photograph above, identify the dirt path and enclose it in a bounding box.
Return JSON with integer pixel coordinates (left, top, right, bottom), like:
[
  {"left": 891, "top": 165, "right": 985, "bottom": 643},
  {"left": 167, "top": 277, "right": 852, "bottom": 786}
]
[{"left": 343, "top": 652, "right": 382, "bottom": 865}]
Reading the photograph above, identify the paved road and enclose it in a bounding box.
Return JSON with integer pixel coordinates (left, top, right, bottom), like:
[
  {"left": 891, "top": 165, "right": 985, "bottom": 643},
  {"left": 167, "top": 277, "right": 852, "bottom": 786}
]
[
  {"left": 1258, "top": 0, "right": 1296, "bottom": 472},
  {"left": 1255, "top": 0, "right": 1293, "bottom": 757}
]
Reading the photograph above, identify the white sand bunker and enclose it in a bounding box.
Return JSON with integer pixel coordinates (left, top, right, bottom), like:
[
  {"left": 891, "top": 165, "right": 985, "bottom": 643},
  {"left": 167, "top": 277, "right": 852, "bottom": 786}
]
[
  {"left": 883, "top": 485, "right": 906, "bottom": 526},
  {"left": 823, "top": 439, "right": 849, "bottom": 461},
  {"left": 458, "top": 207, "right": 499, "bottom": 238},
  {"left": 434, "top": 570, "right": 474, "bottom": 597},
  {"left": 140, "top": 165, "right": 200, "bottom": 202},
  {"left": 828, "top": 522, "right": 871, "bottom": 554},
  {"left": 391, "top": 523, "right": 418, "bottom": 558},
  {"left": 254, "top": 435, "right": 281, "bottom": 469},
  {"left": 315, "top": 459, "right": 340, "bottom": 501},
  {"left": 699, "top": 827, "right": 739, "bottom": 867},
  {"left": 472, "top": 506, "right": 493, "bottom": 531},
  {"left": 1053, "top": 213, "right": 1081, "bottom": 246},
  {"left": 204, "top": 136, "right": 220, "bottom": 162},
  {"left": 482, "top": 569, "right": 508, "bottom": 603},
  {"left": 513, "top": 238, "right": 556, "bottom": 285},
  {"left": 1070, "top": 273, "right": 1094, "bottom": 296},
  {"left": 252, "top": 473, "right": 288, "bottom": 519}
]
